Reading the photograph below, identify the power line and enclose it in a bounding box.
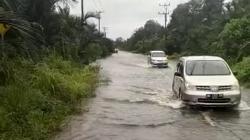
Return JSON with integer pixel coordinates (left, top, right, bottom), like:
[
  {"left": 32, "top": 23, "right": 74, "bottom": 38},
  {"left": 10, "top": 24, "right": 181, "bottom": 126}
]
[{"left": 158, "top": 2, "right": 170, "bottom": 29}]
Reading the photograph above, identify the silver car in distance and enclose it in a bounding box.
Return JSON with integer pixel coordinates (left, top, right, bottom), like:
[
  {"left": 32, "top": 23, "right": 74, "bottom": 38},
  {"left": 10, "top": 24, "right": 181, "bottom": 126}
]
[
  {"left": 148, "top": 51, "right": 168, "bottom": 67},
  {"left": 172, "top": 56, "right": 241, "bottom": 107}
]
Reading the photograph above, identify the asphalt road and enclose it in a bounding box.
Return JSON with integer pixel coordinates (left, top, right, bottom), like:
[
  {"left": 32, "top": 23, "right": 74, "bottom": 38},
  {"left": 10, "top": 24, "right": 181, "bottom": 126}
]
[{"left": 55, "top": 51, "right": 250, "bottom": 140}]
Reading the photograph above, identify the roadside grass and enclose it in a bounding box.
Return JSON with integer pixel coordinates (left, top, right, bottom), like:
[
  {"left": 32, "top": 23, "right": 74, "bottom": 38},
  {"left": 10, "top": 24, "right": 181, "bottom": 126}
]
[{"left": 0, "top": 55, "right": 99, "bottom": 140}]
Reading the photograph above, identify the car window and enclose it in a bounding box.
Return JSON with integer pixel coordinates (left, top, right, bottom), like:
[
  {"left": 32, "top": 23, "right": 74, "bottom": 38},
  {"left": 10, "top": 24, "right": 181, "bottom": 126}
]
[
  {"left": 151, "top": 52, "right": 165, "bottom": 57},
  {"left": 177, "top": 62, "right": 184, "bottom": 75},
  {"left": 180, "top": 63, "right": 184, "bottom": 75},
  {"left": 186, "top": 60, "right": 231, "bottom": 76}
]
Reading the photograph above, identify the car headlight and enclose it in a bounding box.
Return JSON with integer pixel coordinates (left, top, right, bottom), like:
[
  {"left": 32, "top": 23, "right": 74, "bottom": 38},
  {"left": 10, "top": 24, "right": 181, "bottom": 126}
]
[
  {"left": 185, "top": 82, "right": 196, "bottom": 90},
  {"left": 231, "top": 85, "right": 240, "bottom": 90},
  {"left": 231, "top": 81, "right": 240, "bottom": 90}
]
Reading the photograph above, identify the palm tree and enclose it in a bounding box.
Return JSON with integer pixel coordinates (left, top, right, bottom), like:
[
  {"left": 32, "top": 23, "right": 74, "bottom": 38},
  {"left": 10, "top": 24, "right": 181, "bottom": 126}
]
[
  {"left": 0, "top": 0, "right": 45, "bottom": 42},
  {"left": 0, "top": 11, "right": 44, "bottom": 42},
  {"left": 80, "top": 0, "right": 98, "bottom": 25}
]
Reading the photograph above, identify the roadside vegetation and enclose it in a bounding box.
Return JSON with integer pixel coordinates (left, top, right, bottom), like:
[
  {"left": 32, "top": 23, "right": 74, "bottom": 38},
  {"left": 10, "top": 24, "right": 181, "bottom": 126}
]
[
  {"left": 0, "top": 0, "right": 114, "bottom": 139},
  {"left": 119, "top": 0, "right": 250, "bottom": 86}
]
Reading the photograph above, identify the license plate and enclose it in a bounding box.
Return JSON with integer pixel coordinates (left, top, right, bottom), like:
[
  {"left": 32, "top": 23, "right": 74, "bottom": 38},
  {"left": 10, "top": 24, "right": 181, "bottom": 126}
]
[{"left": 206, "top": 94, "right": 224, "bottom": 99}]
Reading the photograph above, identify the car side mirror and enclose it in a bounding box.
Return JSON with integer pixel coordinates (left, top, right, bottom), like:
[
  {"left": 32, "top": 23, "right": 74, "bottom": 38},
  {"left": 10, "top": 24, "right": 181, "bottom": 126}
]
[
  {"left": 176, "top": 63, "right": 180, "bottom": 68},
  {"left": 175, "top": 72, "right": 182, "bottom": 77}
]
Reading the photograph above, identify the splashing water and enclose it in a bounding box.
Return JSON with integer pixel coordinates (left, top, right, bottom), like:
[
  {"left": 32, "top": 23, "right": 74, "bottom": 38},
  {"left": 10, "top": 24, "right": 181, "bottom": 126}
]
[
  {"left": 150, "top": 96, "right": 186, "bottom": 109},
  {"left": 234, "top": 101, "right": 250, "bottom": 111},
  {"left": 158, "top": 100, "right": 186, "bottom": 109}
]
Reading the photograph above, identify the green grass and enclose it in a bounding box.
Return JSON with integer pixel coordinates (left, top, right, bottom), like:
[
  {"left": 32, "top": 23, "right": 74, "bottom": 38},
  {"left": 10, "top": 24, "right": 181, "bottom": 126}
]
[{"left": 0, "top": 55, "right": 99, "bottom": 140}]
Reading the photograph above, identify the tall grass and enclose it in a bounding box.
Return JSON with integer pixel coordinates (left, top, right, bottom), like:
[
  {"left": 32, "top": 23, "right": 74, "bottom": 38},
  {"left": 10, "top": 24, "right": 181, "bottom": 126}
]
[{"left": 0, "top": 55, "right": 99, "bottom": 140}]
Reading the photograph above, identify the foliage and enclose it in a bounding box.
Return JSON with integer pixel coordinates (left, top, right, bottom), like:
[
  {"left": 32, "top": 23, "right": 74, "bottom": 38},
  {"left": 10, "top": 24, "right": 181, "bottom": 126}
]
[
  {"left": 123, "top": 20, "right": 165, "bottom": 53},
  {"left": 218, "top": 18, "right": 250, "bottom": 61},
  {"left": 0, "top": 0, "right": 114, "bottom": 62},
  {"left": 0, "top": 56, "right": 99, "bottom": 139},
  {"left": 166, "top": 0, "right": 226, "bottom": 55},
  {"left": 123, "top": 0, "right": 250, "bottom": 85},
  {"left": 233, "top": 57, "right": 250, "bottom": 87},
  {"left": 0, "top": 0, "right": 113, "bottom": 139}
]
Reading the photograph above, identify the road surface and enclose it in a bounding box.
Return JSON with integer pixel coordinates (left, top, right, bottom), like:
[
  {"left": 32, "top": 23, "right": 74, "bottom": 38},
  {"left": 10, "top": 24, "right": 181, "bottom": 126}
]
[{"left": 55, "top": 51, "right": 250, "bottom": 140}]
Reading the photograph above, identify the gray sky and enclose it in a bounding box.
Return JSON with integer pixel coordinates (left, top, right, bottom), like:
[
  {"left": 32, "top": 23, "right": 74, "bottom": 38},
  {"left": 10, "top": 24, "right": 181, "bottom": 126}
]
[{"left": 70, "top": 0, "right": 189, "bottom": 40}]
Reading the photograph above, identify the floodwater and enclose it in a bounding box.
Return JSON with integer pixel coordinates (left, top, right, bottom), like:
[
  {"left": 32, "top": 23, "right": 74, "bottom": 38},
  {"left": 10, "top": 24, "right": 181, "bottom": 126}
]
[{"left": 55, "top": 51, "right": 250, "bottom": 140}]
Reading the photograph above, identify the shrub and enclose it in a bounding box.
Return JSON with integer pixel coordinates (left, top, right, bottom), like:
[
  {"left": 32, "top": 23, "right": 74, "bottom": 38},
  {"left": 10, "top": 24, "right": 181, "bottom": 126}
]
[
  {"left": 233, "top": 57, "right": 250, "bottom": 87},
  {"left": 0, "top": 55, "right": 99, "bottom": 139},
  {"left": 167, "top": 53, "right": 181, "bottom": 60}
]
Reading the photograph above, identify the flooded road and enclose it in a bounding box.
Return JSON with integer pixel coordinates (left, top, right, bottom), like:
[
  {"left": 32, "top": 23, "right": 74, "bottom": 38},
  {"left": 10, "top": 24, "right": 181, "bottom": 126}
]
[{"left": 55, "top": 51, "right": 250, "bottom": 140}]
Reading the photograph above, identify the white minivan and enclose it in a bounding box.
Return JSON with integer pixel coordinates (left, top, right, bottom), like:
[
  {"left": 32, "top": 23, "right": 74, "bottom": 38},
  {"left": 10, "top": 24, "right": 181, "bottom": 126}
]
[
  {"left": 172, "top": 56, "right": 241, "bottom": 107},
  {"left": 148, "top": 51, "right": 168, "bottom": 67}
]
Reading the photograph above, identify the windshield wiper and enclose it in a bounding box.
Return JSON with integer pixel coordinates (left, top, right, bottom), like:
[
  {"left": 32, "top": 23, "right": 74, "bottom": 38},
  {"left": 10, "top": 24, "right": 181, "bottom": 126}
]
[{"left": 190, "top": 63, "right": 197, "bottom": 75}]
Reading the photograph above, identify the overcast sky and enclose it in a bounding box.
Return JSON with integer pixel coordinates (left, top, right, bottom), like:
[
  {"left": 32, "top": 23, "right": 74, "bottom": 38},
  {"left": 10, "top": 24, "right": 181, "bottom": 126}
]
[{"left": 70, "top": 0, "right": 190, "bottom": 40}]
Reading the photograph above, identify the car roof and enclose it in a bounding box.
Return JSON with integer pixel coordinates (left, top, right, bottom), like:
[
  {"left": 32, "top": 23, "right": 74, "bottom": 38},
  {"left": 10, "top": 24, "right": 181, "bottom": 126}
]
[
  {"left": 150, "top": 51, "right": 165, "bottom": 53},
  {"left": 180, "top": 56, "right": 225, "bottom": 61}
]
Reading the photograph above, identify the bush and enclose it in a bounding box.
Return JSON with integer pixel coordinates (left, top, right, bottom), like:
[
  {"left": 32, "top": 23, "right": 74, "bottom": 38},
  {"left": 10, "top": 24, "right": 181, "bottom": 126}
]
[
  {"left": 0, "top": 84, "right": 66, "bottom": 139},
  {"left": 167, "top": 53, "right": 181, "bottom": 60},
  {"left": 0, "top": 55, "right": 99, "bottom": 140},
  {"left": 233, "top": 57, "right": 250, "bottom": 87}
]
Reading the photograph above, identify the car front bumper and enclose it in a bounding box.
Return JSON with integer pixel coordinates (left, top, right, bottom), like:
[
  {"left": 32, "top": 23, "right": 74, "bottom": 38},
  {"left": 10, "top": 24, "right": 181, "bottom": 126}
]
[
  {"left": 182, "top": 90, "right": 241, "bottom": 107},
  {"left": 151, "top": 62, "right": 168, "bottom": 67}
]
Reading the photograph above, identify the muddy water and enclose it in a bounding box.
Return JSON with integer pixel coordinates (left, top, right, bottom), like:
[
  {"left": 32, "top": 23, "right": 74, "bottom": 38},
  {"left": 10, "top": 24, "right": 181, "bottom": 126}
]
[{"left": 55, "top": 51, "right": 250, "bottom": 140}]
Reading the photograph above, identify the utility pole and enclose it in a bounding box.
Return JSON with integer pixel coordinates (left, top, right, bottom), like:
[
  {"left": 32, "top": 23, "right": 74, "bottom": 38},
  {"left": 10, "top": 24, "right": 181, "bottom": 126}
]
[
  {"left": 81, "top": 0, "right": 84, "bottom": 24},
  {"left": 158, "top": 2, "right": 170, "bottom": 29},
  {"left": 158, "top": 2, "right": 170, "bottom": 53},
  {"left": 103, "top": 27, "right": 108, "bottom": 37},
  {"left": 96, "top": 11, "right": 104, "bottom": 33}
]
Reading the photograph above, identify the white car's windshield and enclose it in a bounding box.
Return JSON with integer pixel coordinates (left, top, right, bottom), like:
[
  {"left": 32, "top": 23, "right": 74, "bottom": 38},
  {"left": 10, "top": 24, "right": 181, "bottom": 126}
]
[
  {"left": 186, "top": 60, "right": 231, "bottom": 76},
  {"left": 151, "top": 52, "right": 165, "bottom": 57}
]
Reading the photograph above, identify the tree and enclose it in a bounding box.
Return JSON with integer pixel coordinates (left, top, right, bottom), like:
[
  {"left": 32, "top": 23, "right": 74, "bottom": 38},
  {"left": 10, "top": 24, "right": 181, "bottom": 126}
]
[
  {"left": 219, "top": 18, "right": 250, "bottom": 61},
  {"left": 166, "top": 0, "right": 225, "bottom": 55},
  {"left": 0, "top": 0, "right": 112, "bottom": 62},
  {"left": 124, "top": 20, "right": 164, "bottom": 53}
]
